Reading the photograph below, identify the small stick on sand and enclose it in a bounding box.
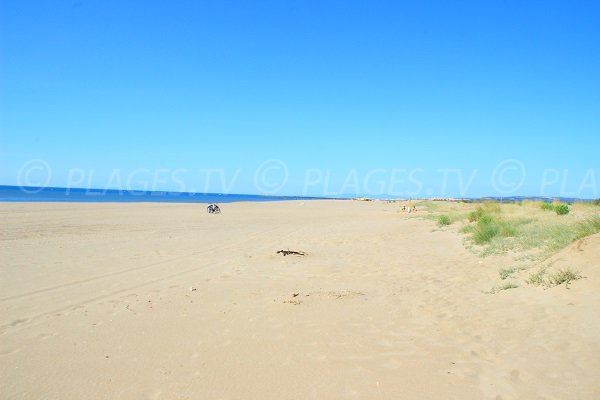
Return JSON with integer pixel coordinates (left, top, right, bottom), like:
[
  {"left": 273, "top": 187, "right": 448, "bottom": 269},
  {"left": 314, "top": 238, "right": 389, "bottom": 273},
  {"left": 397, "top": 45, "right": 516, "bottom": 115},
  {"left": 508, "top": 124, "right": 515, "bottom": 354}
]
[{"left": 276, "top": 249, "right": 306, "bottom": 256}]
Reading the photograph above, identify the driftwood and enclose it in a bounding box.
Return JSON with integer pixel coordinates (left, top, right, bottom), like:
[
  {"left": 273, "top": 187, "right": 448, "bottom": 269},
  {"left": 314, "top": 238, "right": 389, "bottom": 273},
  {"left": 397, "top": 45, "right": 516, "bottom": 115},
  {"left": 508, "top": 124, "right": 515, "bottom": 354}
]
[{"left": 277, "top": 249, "right": 306, "bottom": 256}]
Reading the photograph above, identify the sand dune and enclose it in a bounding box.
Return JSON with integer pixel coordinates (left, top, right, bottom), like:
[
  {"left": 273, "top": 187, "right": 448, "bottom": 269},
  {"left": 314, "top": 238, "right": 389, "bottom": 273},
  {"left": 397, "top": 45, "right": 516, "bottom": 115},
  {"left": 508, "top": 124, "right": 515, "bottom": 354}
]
[{"left": 1, "top": 200, "right": 598, "bottom": 399}]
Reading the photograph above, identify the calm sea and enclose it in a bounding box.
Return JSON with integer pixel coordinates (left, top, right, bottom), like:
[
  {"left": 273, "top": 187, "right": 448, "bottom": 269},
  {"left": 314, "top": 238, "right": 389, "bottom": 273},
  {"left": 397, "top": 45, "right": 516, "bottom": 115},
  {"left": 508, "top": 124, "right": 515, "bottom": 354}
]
[{"left": 0, "top": 186, "right": 323, "bottom": 203}]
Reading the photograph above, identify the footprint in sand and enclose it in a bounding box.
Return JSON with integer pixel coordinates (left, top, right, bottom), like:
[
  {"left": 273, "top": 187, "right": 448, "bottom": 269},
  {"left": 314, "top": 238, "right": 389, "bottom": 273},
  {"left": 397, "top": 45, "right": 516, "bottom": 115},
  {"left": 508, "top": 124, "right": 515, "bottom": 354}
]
[
  {"left": 10, "top": 318, "right": 29, "bottom": 327},
  {"left": 510, "top": 369, "right": 521, "bottom": 381},
  {"left": 37, "top": 332, "right": 55, "bottom": 340},
  {"left": 0, "top": 347, "right": 21, "bottom": 356}
]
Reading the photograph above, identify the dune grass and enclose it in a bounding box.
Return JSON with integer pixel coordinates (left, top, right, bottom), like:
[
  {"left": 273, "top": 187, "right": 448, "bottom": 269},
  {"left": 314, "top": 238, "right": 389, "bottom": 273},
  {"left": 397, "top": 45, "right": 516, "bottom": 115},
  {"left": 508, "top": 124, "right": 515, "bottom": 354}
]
[
  {"left": 488, "top": 281, "right": 519, "bottom": 294},
  {"left": 437, "top": 214, "right": 451, "bottom": 226},
  {"left": 467, "top": 207, "right": 485, "bottom": 222},
  {"left": 421, "top": 200, "right": 598, "bottom": 293},
  {"left": 423, "top": 200, "right": 599, "bottom": 259},
  {"left": 526, "top": 267, "right": 582, "bottom": 288},
  {"left": 464, "top": 207, "right": 598, "bottom": 258},
  {"left": 499, "top": 266, "right": 525, "bottom": 280},
  {"left": 526, "top": 267, "right": 547, "bottom": 287},
  {"left": 548, "top": 268, "right": 582, "bottom": 287},
  {"left": 541, "top": 202, "right": 555, "bottom": 211},
  {"left": 461, "top": 213, "right": 521, "bottom": 245},
  {"left": 576, "top": 215, "right": 600, "bottom": 238}
]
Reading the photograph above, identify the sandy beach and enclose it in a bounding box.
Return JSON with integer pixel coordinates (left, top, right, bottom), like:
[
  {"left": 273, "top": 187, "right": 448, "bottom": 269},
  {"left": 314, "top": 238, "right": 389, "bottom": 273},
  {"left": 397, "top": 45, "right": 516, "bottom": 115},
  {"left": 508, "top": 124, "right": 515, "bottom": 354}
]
[{"left": 1, "top": 200, "right": 599, "bottom": 399}]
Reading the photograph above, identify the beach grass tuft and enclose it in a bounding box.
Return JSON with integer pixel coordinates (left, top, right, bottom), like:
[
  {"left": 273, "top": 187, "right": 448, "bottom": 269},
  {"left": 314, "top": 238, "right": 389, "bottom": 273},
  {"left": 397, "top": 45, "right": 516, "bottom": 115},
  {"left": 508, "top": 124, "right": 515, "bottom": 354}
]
[
  {"left": 488, "top": 281, "right": 519, "bottom": 294},
  {"left": 468, "top": 207, "right": 485, "bottom": 222},
  {"left": 526, "top": 268, "right": 547, "bottom": 287},
  {"left": 437, "top": 214, "right": 451, "bottom": 226},
  {"left": 526, "top": 267, "right": 582, "bottom": 288},
  {"left": 462, "top": 213, "right": 517, "bottom": 245},
  {"left": 499, "top": 266, "right": 524, "bottom": 280},
  {"left": 548, "top": 268, "right": 581, "bottom": 287}
]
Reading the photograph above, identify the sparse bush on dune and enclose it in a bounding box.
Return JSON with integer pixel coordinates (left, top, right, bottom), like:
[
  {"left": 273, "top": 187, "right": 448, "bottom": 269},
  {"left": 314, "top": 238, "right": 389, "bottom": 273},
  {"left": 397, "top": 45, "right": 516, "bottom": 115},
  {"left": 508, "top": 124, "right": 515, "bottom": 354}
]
[
  {"left": 540, "top": 201, "right": 570, "bottom": 214},
  {"left": 548, "top": 268, "right": 581, "bottom": 287},
  {"left": 468, "top": 207, "right": 485, "bottom": 222},
  {"left": 594, "top": 199, "right": 600, "bottom": 206},
  {"left": 526, "top": 268, "right": 547, "bottom": 287},
  {"left": 526, "top": 267, "right": 582, "bottom": 288},
  {"left": 554, "top": 204, "right": 569, "bottom": 215},
  {"left": 437, "top": 215, "right": 451, "bottom": 226}
]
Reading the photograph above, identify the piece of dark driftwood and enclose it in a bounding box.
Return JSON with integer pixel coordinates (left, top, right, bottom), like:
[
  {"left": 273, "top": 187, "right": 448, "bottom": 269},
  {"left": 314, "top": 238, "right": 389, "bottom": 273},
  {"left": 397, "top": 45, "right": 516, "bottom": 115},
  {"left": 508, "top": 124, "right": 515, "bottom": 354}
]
[{"left": 277, "top": 250, "right": 306, "bottom": 256}]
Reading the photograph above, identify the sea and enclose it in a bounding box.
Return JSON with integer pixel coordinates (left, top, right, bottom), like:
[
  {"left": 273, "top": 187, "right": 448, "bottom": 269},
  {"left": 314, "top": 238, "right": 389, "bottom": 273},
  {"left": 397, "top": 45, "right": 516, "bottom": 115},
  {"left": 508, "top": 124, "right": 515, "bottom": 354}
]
[
  {"left": 0, "top": 185, "right": 324, "bottom": 203},
  {"left": 0, "top": 185, "right": 589, "bottom": 204}
]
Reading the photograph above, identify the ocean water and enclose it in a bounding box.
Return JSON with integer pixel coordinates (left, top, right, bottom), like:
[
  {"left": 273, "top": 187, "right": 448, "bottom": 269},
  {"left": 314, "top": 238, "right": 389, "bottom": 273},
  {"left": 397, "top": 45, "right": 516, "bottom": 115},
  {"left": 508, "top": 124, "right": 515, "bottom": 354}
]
[{"left": 0, "top": 186, "right": 322, "bottom": 203}]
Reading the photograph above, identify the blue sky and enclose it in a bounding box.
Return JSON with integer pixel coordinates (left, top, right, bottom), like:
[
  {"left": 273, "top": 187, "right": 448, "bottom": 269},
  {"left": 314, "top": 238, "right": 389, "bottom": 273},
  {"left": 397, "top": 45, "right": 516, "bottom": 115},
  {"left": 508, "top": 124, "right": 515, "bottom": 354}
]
[{"left": 1, "top": 0, "right": 599, "bottom": 198}]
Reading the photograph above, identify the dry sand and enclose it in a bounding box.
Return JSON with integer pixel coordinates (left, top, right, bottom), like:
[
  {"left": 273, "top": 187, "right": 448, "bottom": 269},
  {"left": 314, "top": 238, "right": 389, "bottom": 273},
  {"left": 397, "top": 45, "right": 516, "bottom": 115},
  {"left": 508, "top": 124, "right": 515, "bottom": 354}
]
[{"left": 1, "top": 200, "right": 599, "bottom": 399}]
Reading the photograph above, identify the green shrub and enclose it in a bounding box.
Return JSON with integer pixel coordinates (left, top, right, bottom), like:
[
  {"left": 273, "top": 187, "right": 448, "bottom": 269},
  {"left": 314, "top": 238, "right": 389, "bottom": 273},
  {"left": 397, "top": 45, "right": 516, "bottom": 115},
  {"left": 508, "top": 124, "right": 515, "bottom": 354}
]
[
  {"left": 437, "top": 215, "right": 451, "bottom": 226},
  {"left": 593, "top": 199, "right": 600, "bottom": 206},
  {"left": 541, "top": 202, "right": 554, "bottom": 211},
  {"left": 554, "top": 204, "right": 569, "bottom": 215}
]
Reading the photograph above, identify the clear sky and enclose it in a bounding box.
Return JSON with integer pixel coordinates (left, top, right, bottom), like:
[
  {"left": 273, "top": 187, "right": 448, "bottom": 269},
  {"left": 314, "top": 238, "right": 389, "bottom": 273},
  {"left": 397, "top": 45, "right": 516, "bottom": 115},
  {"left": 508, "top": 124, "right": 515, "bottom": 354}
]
[{"left": 1, "top": 0, "right": 599, "bottom": 198}]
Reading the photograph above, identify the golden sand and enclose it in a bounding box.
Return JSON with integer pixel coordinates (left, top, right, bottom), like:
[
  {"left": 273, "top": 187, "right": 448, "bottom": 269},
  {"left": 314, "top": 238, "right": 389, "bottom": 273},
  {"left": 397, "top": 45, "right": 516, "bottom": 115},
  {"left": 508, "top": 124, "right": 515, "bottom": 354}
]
[{"left": 1, "top": 201, "right": 599, "bottom": 399}]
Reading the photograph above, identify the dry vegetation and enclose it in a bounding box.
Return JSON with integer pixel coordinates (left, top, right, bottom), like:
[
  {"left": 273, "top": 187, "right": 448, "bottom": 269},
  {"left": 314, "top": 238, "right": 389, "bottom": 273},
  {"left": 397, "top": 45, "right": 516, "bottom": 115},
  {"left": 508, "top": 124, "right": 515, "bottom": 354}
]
[{"left": 417, "top": 199, "right": 599, "bottom": 293}]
